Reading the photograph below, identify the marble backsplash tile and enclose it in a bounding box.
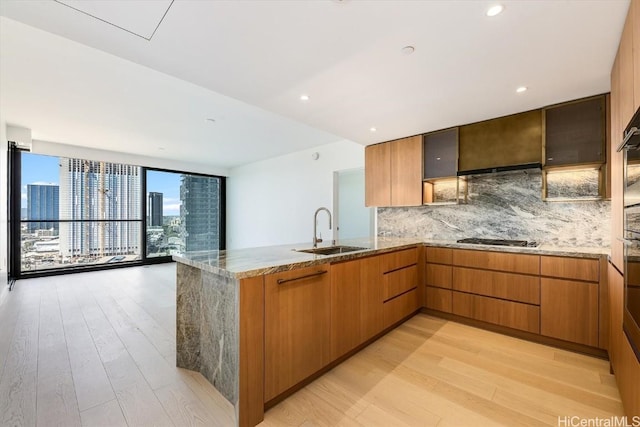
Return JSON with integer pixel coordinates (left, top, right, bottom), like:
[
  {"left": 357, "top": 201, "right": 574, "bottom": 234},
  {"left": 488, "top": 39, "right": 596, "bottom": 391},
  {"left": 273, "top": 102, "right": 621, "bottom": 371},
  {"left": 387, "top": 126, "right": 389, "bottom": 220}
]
[{"left": 378, "top": 169, "right": 611, "bottom": 248}]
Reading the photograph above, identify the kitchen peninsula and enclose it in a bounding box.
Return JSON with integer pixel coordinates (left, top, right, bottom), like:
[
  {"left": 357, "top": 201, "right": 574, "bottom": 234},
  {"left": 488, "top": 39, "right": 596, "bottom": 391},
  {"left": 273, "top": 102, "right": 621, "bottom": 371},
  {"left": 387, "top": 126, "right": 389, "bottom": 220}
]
[{"left": 174, "top": 238, "right": 608, "bottom": 427}]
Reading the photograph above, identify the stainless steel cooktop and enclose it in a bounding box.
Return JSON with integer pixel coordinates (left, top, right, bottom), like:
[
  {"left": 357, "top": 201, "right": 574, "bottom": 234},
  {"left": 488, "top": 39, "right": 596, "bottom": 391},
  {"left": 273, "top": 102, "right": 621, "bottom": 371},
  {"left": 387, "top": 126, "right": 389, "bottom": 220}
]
[{"left": 456, "top": 238, "right": 538, "bottom": 247}]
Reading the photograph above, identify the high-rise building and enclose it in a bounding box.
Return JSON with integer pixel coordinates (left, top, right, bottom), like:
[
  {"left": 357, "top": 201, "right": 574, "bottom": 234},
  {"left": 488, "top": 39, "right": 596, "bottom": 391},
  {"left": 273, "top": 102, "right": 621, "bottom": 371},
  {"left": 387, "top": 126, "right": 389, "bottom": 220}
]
[
  {"left": 26, "top": 183, "right": 59, "bottom": 233},
  {"left": 59, "top": 158, "right": 141, "bottom": 258},
  {"left": 180, "top": 175, "right": 220, "bottom": 252},
  {"left": 148, "top": 192, "right": 163, "bottom": 227}
]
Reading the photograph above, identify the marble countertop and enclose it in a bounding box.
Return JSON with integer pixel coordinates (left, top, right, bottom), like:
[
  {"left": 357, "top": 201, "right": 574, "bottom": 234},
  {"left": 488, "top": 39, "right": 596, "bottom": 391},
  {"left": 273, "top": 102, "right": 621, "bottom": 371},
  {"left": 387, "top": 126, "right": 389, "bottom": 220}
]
[{"left": 173, "top": 237, "right": 609, "bottom": 279}]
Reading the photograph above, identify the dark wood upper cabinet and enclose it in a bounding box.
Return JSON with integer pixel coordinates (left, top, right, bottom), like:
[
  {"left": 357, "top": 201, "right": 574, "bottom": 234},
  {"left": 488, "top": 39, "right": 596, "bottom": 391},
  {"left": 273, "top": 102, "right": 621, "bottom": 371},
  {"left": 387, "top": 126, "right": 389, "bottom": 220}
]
[
  {"left": 458, "top": 110, "right": 542, "bottom": 173},
  {"left": 423, "top": 128, "right": 458, "bottom": 179},
  {"left": 543, "top": 95, "right": 606, "bottom": 167}
]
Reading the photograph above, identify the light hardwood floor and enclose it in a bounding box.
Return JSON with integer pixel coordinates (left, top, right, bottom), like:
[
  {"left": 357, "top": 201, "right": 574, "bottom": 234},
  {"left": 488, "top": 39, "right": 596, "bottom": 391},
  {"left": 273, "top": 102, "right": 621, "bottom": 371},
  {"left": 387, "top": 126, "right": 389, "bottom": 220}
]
[{"left": 0, "top": 264, "right": 625, "bottom": 427}]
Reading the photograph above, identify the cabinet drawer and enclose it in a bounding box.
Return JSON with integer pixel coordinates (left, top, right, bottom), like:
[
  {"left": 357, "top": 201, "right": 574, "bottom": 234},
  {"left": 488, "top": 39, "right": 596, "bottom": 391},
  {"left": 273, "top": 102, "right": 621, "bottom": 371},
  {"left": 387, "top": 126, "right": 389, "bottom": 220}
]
[
  {"left": 381, "top": 248, "right": 418, "bottom": 273},
  {"left": 383, "top": 288, "right": 418, "bottom": 328},
  {"left": 452, "top": 291, "right": 540, "bottom": 334},
  {"left": 452, "top": 249, "right": 540, "bottom": 275},
  {"left": 425, "top": 286, "right": 452, "bottom": 313},
  {"left": 426, "top": 263, "right": 452, "bottom": 289},
  {"left": 426, "top": 247, "right": 452, "bottom": 265},
  {"left": 541, "top": 278, "right": 598, "bottom": 347},
  {"left": 384, "top": 265, "right": 418, "bottom": 301},
  {"left": 452, "top": 267, "right": 540, "bottom": 304},
  {"left": 540, "top": 256, "right": 599, "bottom": 282}
]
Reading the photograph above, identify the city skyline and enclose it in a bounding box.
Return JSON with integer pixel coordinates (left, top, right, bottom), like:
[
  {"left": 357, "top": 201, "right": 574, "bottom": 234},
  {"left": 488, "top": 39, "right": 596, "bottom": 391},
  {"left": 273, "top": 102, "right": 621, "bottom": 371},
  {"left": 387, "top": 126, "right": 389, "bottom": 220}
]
[{"left": 22, "top": 154, "right": 183, "bottom": 216}]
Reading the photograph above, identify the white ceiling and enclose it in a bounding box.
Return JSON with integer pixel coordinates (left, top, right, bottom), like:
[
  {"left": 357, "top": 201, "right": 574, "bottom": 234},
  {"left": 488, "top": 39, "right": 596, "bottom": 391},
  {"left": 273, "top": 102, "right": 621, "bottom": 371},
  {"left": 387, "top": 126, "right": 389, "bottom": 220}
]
[{"left": 0, "top": 0, "right": 631, "bottom": 170}]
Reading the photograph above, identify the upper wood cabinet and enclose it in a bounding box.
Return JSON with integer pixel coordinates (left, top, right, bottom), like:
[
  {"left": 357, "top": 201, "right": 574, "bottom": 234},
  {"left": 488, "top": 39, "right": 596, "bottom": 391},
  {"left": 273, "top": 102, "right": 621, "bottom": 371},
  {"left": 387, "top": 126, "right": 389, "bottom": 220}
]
[
  {"left": 458, "top": 110, "right": 542, "bottom": 173},
  {"left": 365, "top": 135, "right": 422, "bottom": 207},
  {"left": 543, "top": 95, "right": 606, "bottom": 167},
  {"left": 634, "top": 0, "right": 640, "bottom": 112},
  {"left": 620, "top": 4, "right": 635, "bottom": 130},
  {"left": 365, "top": 142, "right": 391, "bottom": 206},
  {"left": 423, "top": 128, "right": 458, "bottom": 179}
]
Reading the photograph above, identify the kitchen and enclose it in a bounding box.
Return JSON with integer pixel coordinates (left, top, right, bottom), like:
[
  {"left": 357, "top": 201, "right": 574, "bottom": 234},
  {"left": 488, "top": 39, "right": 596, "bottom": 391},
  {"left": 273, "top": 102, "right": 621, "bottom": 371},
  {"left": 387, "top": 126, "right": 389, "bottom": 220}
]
[{"left": 1, "top": 1, "right": 639, "bottom": 427}]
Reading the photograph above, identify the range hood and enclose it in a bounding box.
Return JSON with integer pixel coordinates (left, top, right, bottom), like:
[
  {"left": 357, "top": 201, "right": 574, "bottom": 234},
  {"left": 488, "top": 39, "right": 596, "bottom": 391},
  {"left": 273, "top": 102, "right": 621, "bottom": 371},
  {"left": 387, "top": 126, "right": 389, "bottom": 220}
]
[
  {"left": 457, "top": 162, "right": 541, "bottom": 176},
  {"left": 617, "top": 107, "right": 640, "bottom": 152}
]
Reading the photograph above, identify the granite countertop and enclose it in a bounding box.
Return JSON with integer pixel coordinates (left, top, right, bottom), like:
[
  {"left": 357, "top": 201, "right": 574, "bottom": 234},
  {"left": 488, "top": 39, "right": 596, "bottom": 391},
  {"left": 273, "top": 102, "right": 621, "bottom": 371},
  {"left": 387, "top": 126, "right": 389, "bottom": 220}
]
[
  {"left": 173, "top": 237, "right": 422, "bottom": 279},
  {"left": 174, "top": 237, "right": 609, "bottom": 279}
]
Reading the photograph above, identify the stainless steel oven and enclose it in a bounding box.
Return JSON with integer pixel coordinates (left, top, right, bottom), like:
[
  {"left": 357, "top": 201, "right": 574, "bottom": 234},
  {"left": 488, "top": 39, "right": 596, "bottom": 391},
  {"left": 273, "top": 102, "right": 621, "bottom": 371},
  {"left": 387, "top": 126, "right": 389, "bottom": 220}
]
[{"left": 618, "top": 106, "right": 640, "bottom": 359}]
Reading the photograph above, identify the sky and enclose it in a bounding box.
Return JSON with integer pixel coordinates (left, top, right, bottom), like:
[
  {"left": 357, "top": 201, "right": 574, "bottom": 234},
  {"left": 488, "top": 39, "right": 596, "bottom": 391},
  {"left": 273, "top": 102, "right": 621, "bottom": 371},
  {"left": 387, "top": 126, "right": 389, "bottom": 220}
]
[{"left": 21, "top": 153, "right": 182, "bottom": 215}]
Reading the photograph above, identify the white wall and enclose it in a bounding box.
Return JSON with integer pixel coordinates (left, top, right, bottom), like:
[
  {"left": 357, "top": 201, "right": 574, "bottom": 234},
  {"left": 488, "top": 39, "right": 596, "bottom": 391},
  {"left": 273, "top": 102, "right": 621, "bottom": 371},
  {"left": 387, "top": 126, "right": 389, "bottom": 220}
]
[
  {"left": 1, "top": 121, "right": 8, "bottom": 296},
  {"left": 227, "top": 139, "right": 364, "bottom": 249}
]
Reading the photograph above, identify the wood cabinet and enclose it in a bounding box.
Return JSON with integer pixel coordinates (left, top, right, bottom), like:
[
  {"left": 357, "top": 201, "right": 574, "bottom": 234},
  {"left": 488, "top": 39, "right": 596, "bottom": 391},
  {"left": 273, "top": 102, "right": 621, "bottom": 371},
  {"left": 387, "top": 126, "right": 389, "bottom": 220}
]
[
  {"left": 611, "top": 50, "right": 624, "bottom": 270},
  {"left": 425, "top": 247, "right": 453, "bottom": 313},
  {"left": 452, "top": 267, "right": 540, "bottom": 305},
  {"left": 540, "top": 278, "right": 598, "bottom": 347},
  {"left": 458, "top": 110, "right": 542, "bottom": 172},
  {"left": 380, "top": 248, "right": 419, "bottom": 328},
  {"left": 451, "top": 249, "right": 540, "bottom": 275},
  {"left": 452, "top": 291, "right": 540, "bottom": 334},
  {"left": 365, "top": 143, "right": 391, "bottom": 206},
  {"left": 620, "top": 4, "right": 636, "bottom": 130},
  {"left": 540, "top": 256, "right": 599, "bottom": 282},
  {"left": 365, "top": 136, "right": 422, "bottom": 207},
  {"left": 264, "top": 264, "right": 331, "bottom": 401},
  {"left": 425, "top": 247, "right": 608, "bottom": 348},
  {"left": 330, "top": 260, "right": 362, "bottom": 361},
  {"left": 359, "top": 255, "right": 384, "bottom": 342},
  {"left": 634, "top": 0, "right": 640, "bottom": 112},
  {"left": 543, "top": 95, "right": 606, "bottom": 167},
  {"left": 539, "top": 256, "right": 600, "bottom": 347},
  {"left": 391, "top": 136, "right": 423, "bottom": 206},
  {"left": 423, "top": 128, "right": 458, "bottom": 179}
]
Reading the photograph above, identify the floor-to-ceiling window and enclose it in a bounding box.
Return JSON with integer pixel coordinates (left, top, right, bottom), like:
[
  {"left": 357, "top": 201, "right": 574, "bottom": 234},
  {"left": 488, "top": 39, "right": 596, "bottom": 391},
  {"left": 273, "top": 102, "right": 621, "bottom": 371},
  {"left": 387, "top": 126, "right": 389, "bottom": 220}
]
[
  {"left": 145, "top": 169, "right": 224, "bottom": 259},
  {"left": 10, "top": 150, "right": 225, "bottom": 277}
]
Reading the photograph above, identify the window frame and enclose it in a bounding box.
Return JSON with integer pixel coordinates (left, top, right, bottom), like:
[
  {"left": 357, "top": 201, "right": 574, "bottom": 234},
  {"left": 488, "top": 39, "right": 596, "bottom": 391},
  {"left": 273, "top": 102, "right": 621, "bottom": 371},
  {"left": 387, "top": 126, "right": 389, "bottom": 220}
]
[{"left": 8, "top": 150, "right": 226, "bottom": 279}]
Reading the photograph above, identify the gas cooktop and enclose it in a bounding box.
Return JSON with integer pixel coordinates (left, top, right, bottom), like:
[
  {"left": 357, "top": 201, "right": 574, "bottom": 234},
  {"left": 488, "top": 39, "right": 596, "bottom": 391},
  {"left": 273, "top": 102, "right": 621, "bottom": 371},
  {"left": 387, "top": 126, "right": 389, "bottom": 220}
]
[{"left": 456, "top": 238, "right": 538, "bottom": 247}]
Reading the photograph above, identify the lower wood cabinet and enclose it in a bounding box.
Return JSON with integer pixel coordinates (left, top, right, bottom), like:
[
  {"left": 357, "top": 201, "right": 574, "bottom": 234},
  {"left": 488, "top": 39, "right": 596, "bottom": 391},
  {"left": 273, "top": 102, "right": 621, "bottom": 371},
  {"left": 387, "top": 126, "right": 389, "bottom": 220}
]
[
  {"left": 383, "top": 288, "right": 419, "bottom": 328},
  {"left": 540, "top": 278, "right": 599, "bottom": 347},
  {"left": 425, "top": 286, "right": 452, "bottom": 312},
  {"left": 425, "top": 247, "right": 606, "bottom": 349},
  {"left": 360, "top": 255, "right": 384, "bottom": 342},
  {"left": 452, "top": 291, "right": 540, "bottom": 333},
  {"left": 452, "top": 267, "right": 540, "bottom": 305},
  {"left": 264, "top": 264, "right": 331, "bottom": 401},
  {"left": 330, "top": 260, "right": 362, "bottom": 361}
]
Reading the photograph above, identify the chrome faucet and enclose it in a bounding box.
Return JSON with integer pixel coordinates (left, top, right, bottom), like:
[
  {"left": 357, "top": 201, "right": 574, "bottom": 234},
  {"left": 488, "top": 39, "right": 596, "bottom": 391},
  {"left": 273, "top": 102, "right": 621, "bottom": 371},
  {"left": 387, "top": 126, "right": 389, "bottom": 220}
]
[{"left": 313, "top": 207, "right": 332, "bottom": 248}]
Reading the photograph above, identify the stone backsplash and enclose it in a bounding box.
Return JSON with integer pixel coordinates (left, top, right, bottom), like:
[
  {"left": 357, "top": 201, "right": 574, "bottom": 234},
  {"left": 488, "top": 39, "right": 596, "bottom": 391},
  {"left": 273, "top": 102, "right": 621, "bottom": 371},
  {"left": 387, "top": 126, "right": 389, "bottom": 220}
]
[{"left": 377, "top": 169, "right": 610, "bottom": 248}]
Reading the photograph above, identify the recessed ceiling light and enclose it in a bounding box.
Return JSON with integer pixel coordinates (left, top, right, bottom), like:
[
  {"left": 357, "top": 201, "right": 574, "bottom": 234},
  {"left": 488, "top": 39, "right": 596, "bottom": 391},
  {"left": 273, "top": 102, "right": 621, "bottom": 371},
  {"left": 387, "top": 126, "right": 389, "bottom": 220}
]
[
  {"left": 401, "top": 46, "right": 415, "bottom": 55},
  {"left": 300, "top": 94, "right": 310, "bottom": 101},
  {"left": 206, "top": 118, "right": 216, "bottom": 123},
  {"left": 158, "top": 147, "right": 165, "bottom": 151},
  {"left": 486, "top": 4, "right": 504, "bottom": 17},
  {"left": 370, "top": 127, "right": 377, "bottom": 132},
  {"left": 516, "top": 86, "right": 528, "bottom": 93}
]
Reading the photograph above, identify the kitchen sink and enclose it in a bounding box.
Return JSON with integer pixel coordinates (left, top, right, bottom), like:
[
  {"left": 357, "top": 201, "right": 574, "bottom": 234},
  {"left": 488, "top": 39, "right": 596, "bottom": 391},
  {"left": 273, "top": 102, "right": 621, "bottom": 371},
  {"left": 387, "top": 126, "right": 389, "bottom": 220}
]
[{"left": 295, "top": 245, "right": 368, "bottom": 256}]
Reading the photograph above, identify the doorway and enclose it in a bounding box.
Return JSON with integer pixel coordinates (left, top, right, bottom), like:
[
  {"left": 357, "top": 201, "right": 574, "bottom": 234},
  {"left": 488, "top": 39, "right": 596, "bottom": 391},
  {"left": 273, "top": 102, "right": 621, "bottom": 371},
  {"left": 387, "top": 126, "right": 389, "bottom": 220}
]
[{"left": 333, "top": 168, "right": 374, "bottom": 241}]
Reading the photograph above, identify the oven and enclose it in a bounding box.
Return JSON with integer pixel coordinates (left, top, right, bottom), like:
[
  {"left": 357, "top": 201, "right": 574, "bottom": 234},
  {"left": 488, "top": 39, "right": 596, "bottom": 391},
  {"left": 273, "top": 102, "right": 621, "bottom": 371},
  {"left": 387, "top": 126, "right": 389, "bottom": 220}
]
[{"left": 617, "top": 106, "right": 640, "bottom": 360}]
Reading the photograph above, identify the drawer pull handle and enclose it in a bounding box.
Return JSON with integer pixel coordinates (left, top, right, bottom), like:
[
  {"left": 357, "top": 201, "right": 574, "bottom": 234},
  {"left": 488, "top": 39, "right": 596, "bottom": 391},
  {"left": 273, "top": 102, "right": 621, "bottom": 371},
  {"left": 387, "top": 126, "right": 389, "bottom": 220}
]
[{"left": 277, "top": 270, "right": 328, "bottom": 285}]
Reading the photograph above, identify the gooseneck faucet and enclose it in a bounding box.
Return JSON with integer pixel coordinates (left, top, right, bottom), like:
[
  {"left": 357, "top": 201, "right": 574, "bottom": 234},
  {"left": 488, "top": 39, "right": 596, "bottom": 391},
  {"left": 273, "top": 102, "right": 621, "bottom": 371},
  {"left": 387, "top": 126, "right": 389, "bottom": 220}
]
[{"left": 313, "top": 207, "right": 332, "bottom": 248}]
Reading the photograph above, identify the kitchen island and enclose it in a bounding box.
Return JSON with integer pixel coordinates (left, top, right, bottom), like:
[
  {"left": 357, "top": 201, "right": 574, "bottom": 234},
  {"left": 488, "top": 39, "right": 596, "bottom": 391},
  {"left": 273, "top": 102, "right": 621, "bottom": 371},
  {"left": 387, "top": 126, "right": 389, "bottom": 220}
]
[
  {"left": 173, "top": 237, "right": 422, "bottom": 427},
  {"left": 173, "top": 238, "right": 608, "bottom": 427}
]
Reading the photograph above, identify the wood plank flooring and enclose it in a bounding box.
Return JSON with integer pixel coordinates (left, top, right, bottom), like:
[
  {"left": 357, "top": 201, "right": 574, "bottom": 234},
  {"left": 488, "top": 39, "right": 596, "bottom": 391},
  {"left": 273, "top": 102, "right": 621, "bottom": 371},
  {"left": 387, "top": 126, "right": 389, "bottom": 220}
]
[
  {"left": 0, "top": 264, "right": 234, "bottom": 427},
  {"left": 260, "top": 316, "right": 625, "bottom": 427},
  {"left": 0, "top": 264, "right": 625, "bottom": 427}
]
